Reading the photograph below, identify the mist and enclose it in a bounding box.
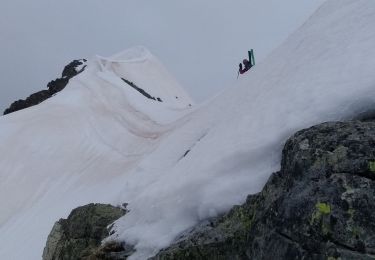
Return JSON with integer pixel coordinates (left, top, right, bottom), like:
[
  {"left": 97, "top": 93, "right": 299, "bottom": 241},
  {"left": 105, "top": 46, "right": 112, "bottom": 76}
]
[{"left": 0, "top": 0, "right": 326, "bottom": 111}]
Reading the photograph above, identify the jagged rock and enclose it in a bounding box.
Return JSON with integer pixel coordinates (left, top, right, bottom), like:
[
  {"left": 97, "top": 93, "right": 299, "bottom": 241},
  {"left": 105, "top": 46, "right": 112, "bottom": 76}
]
[
  {"left": 47, "top": 78, "right": 69, "bottom": 93},
  {"left": 121, "top": 77, "right": 163, "bottom": 102},
  {"left": 153, "top": 121, "right": 375, "bottom": 260},
  {"left": 42, "top": 203, "right": 126, "bottom": 260},
  {"left": 86, "top": 241, "right": 135, "bottom": 260},
  {"left": 62, "top": 59, "right": 87, "bottom": 79},
  {"left": 43, "top": 121, "right": 375, "bottom": 259},
  {"left": 3, "top": 59, "right": 86, "bottom": 115}
]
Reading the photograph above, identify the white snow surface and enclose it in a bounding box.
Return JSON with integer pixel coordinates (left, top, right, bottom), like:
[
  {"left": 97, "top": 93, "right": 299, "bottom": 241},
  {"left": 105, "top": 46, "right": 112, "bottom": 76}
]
[{"left": 1, "top": 1, "right": 375, "bottom": 259}]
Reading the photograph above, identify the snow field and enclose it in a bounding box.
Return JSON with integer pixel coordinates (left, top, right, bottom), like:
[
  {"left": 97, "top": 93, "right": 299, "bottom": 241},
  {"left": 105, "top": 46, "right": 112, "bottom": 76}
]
[{"left": 1, "top": 1, "right": 375, "bottom": 259}]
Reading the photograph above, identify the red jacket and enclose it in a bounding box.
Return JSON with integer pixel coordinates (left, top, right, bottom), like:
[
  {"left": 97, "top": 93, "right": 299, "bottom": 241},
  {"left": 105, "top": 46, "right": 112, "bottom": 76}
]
[{"left": 239, "top": 61, "right": 252, "bottom": 74}]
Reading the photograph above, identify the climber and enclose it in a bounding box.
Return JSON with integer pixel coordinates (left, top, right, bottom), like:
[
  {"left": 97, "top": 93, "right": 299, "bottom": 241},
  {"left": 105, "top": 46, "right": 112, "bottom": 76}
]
[
  {"left": 238, "top": 49, "right": 255, "bottom": 77},
  {"left": 239, "top": 59, "right": 252, "bottom": 74}
]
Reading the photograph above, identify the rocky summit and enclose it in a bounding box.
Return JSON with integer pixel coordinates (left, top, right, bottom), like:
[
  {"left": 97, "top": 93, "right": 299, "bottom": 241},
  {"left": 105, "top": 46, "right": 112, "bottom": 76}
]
[
  {"left": 44, "top": 120, "right": 375, "bottom": 259},
  {"left": 3, "top": 59, "right": 86, "bottom": 115}
]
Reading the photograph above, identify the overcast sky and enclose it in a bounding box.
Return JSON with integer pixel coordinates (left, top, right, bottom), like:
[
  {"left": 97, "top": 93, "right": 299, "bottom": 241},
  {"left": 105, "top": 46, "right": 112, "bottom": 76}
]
[{"left": 0, "top": 0, "right": 326, "bottom": 111}]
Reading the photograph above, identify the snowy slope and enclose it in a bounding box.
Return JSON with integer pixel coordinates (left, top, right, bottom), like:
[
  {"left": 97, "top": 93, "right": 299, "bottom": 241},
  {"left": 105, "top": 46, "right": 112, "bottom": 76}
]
[
  {"left": 1, "top": 0, "right": 375, "bottom": 259},
  {"left": 109, "top": 0, "right": 375, "bottom": 258},
  {"left": 0, "top": 47, "right": 193, "bottom": 259}
]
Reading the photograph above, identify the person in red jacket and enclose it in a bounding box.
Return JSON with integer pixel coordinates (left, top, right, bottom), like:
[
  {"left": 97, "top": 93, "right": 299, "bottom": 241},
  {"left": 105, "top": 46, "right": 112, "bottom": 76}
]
[
  {"left": 239, "top": 59, "right": 252, "bottom": 74},
  {"left": 238, "top": 50, "right": 255, "bottom": 77}
]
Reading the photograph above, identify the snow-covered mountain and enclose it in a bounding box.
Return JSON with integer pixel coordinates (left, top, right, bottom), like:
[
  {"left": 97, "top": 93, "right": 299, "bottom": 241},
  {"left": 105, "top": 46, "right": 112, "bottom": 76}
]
[
  {"left": 0, "top": 46, "right": 193, "bottom": 259},
  {"left": 1, "top": 0, "right": 375, "bottom": 259}
]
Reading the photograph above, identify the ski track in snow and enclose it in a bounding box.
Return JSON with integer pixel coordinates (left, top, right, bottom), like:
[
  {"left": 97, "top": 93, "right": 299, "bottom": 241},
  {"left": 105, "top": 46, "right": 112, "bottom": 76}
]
[{"left": 1, "top": 1, "right": 375, "bottom": 259}]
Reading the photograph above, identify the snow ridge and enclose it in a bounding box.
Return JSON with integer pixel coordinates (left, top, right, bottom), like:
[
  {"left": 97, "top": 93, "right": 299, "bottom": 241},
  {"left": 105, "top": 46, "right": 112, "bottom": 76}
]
[
  {"left": 0, "top": 46, "right": 193, "bottom": 260},
  {"left": 109, "top": 1, "right": 375, "bottom": 259},
  {"left": 1, "top": 1, "right": 375, "bottom": 259}
]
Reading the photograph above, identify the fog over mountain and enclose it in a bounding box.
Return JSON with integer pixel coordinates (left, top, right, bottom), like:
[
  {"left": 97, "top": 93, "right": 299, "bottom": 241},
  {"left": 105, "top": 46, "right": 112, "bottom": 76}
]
[{"left": 0, "top": 0, "right": 325, "bottom": 111}]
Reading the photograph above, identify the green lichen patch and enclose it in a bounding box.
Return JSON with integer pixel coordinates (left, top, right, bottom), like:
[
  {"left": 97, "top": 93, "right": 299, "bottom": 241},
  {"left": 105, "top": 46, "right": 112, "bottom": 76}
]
[
  {"left": 368, "top": 161, "right": 375, "bottom": 172},
  {"left": 316, "top": 202, "right": 331, "bottom": 214},
  {"left": 310, "top": 203, "right": 333, "bottom": 237},
  {"left": 221, "top": 204, "right": 256, "bottom": 232},
  {"left": 311, "top": 202, "right": 331, "bottom": 226}
]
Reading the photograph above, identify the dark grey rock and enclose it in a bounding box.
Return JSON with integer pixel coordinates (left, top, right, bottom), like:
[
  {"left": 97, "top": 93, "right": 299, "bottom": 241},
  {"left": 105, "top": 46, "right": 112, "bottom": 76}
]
[
  {"left": 42, "top": 203, "right": 126, "bottom": 260},
  {"left": 62, "top": 59, "right": 87, "bottom": 79},
  {"left": 153, "top": 121, "right": 375, "bottom": 260},
  {"left": 121, "top": 77, "right": 162, "bottom": 102},
  {"left": 43, "top": 121, "right": 375, "bottom": 260},
  {"left": 3, "top": 59, "right": 86, "bottom": 115}
]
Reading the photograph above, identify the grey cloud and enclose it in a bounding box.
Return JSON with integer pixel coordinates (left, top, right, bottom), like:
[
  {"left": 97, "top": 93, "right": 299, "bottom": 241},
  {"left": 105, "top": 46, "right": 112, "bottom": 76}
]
[{"left": 0, "top": 0, "right": 326, "bottom": 111}]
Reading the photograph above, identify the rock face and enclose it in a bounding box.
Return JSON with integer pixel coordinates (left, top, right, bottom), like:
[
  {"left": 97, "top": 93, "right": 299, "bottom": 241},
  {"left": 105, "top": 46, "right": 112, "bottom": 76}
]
[
  {"left": 154, "top": 121, "right": 375, "bottom": 260},
  {"left": 3, "top": 59, "right": 86, "bottom": 115},
  {"left": 42, "top": 203, "right": 126, "bottom": 260},
  {"left": 44, "top": 120, "right": 375, "bottom": 259}
]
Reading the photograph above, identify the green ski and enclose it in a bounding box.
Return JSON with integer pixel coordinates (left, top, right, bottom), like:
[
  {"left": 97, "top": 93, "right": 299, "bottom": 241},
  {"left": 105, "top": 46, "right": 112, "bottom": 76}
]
[
  {"left": 251, "top": 49, "right": 255, "bottom": 65},
  {"left": 248, "top": 49, "right": 255, "bottom": 66}
]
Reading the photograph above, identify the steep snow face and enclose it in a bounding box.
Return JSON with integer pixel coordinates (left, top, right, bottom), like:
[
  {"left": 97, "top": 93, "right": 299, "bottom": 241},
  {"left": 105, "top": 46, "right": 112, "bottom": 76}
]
[
  {"left": 109, "top": 0, "right": 375, "bottom": 259},
  {"left": 0, "top": 47, "right": 193, "bottom": 259},
  {"left": 1, "top": 0, "right": 375, "bottom": 259}
]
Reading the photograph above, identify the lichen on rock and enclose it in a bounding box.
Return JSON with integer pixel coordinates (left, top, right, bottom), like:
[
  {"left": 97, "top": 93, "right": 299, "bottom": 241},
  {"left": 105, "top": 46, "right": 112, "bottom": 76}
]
[
  {"left": 369, "top": 161, "right": 375, "bottom": 173},
  {"left": 153, "top": 121, "right": 375, "bottom": 260},
  {"left": 44, "top": 121, "right": 375, "bottom": 259},
  {"left": 42, "top": 203, "right": 126, "bottom": 260}
]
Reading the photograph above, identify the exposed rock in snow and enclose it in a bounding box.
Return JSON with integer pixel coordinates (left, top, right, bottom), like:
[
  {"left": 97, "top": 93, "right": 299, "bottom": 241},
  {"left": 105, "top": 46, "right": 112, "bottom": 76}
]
[
  {"left": 43, "top": 203, "right": 125, "bottom": 260},
  {"left": 153, "top": 120, "right": 375, "bottom": 260},
  {"left": 2, "top": 1, "right": 375, "bottom": 259},
  {"left": 0, "top": 45, "right": 194, "bottom": 260},
  {"left": 3, "top": 59, "right": 87, "bottom": 115},
  {"left": 62, "top": 59, "right": 87, "bottom": 78},
  {"left": 121, "top": 77, "right": 163, "bottom": 102},
  {"left": 46, "top": 120, "right": 375, "bottom": 259}
]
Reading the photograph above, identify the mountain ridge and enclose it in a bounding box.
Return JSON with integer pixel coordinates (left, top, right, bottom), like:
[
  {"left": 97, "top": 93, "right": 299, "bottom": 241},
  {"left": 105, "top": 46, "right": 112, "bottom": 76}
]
[
  {"left": 1, "top": 1, "right": 375, "bottom": 259},
  {"left": 3, "top": 59, "right": 87, "bottom": 115}
]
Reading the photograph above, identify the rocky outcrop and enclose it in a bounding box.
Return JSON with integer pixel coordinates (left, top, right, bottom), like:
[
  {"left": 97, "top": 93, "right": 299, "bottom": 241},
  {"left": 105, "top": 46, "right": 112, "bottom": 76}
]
[
  {"left": 3, "top": 59, "right": 86, "bottom": 115},
  {"left": 154, "top": 121, "right": 375, "bottom": 260},
  {"left": 42, "top": 203, "right": 126, "bottom": 260},
  {"left": 44, "top": 120, "right": 375, "bottom": 259},
  {"left": 121, "top": 78, "right": 163, "bottom": 102}
]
